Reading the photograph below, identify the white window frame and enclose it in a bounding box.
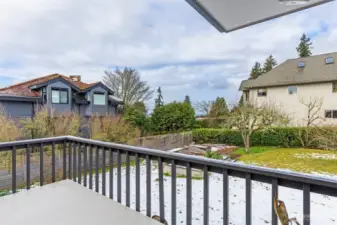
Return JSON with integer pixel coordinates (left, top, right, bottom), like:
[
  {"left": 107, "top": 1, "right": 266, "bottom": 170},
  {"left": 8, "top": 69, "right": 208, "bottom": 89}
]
[
  {"left": 326, "top": 57, "right": 334, "bottom": 64},
  {"left": 288, "top": 86, "right": 297, "bottom": 95},
  {"left": 325, "top": 110, "right": 337, "bottom": 119},
  {"left": 332, "top": 82, "right": 337, "bottom": 93},
  {"left": 93, "top": 92, "right": 106, "bottom": 105},
  {"left": 51, "top": 88, "right": 69, "bottom": 104},
  {"left": 297, "top": 62, "right": 305, "bottom": 68},
  {"left": 257, "top": 88, "right": 267, "bottom": 97}
]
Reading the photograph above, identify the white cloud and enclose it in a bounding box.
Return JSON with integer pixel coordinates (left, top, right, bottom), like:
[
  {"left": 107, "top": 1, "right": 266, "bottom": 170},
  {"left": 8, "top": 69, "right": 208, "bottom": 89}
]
[{"left": 0, "top": 0, "right": 336, "bottom": 109}]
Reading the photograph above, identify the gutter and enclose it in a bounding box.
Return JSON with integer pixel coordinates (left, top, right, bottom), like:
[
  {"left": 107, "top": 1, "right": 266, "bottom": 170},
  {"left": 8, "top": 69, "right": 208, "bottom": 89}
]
[{"left": 0, "top": 95, "right": 42, "bottom": 102}]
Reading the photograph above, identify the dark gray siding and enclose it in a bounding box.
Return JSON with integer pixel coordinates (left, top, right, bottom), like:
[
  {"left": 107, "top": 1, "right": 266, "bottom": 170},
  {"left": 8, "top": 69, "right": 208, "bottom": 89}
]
[
  {"left": 0, "top": 101, "right": 34, "bottom": 118},
  {"left": 85, "top": 86, "right": 108, "bottom": 116},
  {"left": 108, "top": 104, "right": 117, "bottom": 116},
  {"left": 46, "top": 81, "right": 72, "bottom": 115},
  {"left": 79, "top": 105, "right": 86, "bottom": 117}
]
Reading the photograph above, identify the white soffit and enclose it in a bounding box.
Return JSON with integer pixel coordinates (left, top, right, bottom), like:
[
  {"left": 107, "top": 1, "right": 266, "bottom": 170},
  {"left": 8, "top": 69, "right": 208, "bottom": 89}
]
[{"left": 186, "top": 0, "right": 334, "bottom": 32}]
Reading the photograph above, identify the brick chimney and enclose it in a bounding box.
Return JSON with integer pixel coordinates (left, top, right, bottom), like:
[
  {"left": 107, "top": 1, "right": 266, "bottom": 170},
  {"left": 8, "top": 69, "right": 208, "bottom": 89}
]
[{"left": 69, "top": 75, "right": 81, "bottom": 82}]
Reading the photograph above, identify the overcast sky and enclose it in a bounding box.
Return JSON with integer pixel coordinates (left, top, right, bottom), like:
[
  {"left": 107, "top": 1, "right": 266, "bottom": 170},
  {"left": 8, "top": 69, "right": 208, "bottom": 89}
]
[{"left": 0, "top": 0, "right": 336, "bottom": 110}]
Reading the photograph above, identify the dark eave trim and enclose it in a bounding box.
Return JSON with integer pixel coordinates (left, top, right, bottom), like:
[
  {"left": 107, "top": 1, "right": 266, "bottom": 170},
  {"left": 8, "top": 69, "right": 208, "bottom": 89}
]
[
  {"left": 241, "top": 79, "right": 337, "bottom": 90},
  {"left": 80, "top": 82, "right": 114, "bottom": 95},
  {"left": 0, "top": 95, "right": 42, "bottom": 102},
  {"left": 29, "top": 77, "right": 81, "bottom": 92}
]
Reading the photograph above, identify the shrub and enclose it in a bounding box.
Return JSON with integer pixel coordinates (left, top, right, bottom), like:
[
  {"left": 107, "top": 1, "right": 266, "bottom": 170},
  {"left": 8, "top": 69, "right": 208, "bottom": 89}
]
[
  {"left": 192, "top": 127, "right": 306, "bottom": 148},
  {"left": 20, "top": 107, "right": 53, "bottom": 139},
  {"left": 151, "top": 102, "right": 195, "bottom": 133},
  {"left": 53, "top": 112, "right": 81, "bottom": 136},
  {"left": 0, "top": 109, "right": 21, "bottom": 172},
  {"left": 124, "top": 104, "right": 149, "bottom": 136},
  {"left": 204, "top": 151, "right": 223, "bottom": 160},
  {"left": 0, "top": 109, "right": 20, "bottom": 142},
  {"left": 194, "top": 118, "right": 227, "bottom": 129},
  {"left": 312, "top": 126, "right": 337, "bottom": 150},
  {"left": 89, "top": 115, "right": 140, "bottom": 144},
  {"left": 21, "top": 108, "right": 81, "bottom": 138}
]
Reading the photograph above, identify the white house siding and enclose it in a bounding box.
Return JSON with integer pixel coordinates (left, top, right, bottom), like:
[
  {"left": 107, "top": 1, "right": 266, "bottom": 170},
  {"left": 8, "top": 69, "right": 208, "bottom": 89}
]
[{"left": 246, "top": 82, "right": 337, "bottom": 126}]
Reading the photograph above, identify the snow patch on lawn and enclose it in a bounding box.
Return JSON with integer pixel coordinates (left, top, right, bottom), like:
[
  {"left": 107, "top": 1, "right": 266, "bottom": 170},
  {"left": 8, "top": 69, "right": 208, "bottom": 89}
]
[
  {"left": 295, "top": 153, "right": 337, "bottom": 160},
  {"left": 90, "top": 163, "right": 337, "bottom": 225}
]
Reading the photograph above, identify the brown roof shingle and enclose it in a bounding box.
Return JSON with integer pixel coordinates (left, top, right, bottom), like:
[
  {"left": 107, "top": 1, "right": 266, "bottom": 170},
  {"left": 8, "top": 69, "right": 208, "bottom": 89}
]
[
  {"left": 0, "top": 73, "right": 99, "bottom": 97},
  {"left": 239, "top": 52, "right": 337, "bottom": 90}
]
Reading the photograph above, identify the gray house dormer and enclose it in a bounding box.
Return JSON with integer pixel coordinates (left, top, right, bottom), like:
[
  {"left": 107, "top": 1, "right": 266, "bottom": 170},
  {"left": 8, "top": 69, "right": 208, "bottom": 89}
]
[{"left": 0, "top": 74, "right": 123, "bottom": 119}]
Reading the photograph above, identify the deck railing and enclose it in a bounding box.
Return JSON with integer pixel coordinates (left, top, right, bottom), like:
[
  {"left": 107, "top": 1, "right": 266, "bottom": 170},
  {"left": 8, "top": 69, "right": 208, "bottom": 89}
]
[{"left": 0, "top": 136, "right": 337, "bottom": 225}]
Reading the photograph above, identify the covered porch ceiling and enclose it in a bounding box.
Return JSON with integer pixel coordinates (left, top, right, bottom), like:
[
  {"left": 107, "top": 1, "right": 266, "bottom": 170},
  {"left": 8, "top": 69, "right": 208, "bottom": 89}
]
[{"left": 186, "top": 0, "right": 333, "bottom": 32}]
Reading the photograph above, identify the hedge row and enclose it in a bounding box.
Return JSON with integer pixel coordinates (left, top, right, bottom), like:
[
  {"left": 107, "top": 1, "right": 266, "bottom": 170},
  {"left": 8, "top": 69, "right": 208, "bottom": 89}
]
[{"left": 192, "top": 128, "right": 306, "bottom": 147}]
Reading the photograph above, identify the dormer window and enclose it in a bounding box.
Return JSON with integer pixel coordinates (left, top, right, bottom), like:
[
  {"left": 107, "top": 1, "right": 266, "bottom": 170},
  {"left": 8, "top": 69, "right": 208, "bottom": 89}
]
[
  {"left": 325, "top": 57, "right": 334, "bottom": 64},
  {"left": 288, "top": 86, "right": 297, "bottom": 94},
  {"left": 51, "top": 88, "right": 69, "bottom": 104},
  {"left": 93, "top": 92, "right": 106, "bottom": 105},
  {"left": 297, "top": 62, "right": 305, "bottom": 68}
]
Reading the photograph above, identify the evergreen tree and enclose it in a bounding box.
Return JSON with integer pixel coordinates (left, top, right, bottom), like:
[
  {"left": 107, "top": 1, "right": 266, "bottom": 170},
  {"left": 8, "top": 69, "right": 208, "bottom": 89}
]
[
  {"left": 184, "top": 95, "right": 191, "bottom": 105},
  {"left": 239, "top": 95, "right": 244, "bottom": 106},
  {"left": 132, "top": 101, "right": 147, "bottom": 114},
  {"left": 154, "top": 87, "right": 164, "bottom": 108},
  {"left": 296, "top": 33, "right": 313, "bottom": 57},
  {"left": 263, "top": 55, "right": 277, "bottom": 73},
  {"left": 209, "top": 97, "right": 229, "bottom": 117},
  {"left": 249, "top": 62, "right": 263, "bottom": 79}
]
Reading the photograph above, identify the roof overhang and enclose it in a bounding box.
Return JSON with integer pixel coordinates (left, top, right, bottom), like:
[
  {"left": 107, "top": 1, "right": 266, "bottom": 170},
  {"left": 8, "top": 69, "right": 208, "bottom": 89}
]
[
  {"left": 29, "top": 77, "right": 81, "bottom": 92},
  {"left": 186, "top": 0, "right": 333, "bottom": 32},
  {"left": 0, "top": 95, "right": 42, "bottom": 102},
  {"left": 108, "top": 95, "right": 124, "bottom": 105},
  {"left": 239, "top": 79, "right": 337, "bottom": 90},
  {"left": 80, "top": 82, "right": 114, "bottom": 95}
]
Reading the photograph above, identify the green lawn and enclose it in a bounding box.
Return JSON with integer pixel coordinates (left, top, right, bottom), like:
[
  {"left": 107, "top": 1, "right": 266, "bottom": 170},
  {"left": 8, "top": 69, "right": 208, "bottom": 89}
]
[{"left": 234, "top": 147, "right": 337, "bottom": 175}]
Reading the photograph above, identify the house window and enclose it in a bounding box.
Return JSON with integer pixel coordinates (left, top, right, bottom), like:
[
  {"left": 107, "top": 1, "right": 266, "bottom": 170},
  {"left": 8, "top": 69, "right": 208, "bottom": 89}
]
[
  {"left": 93, "top": 93, "right": 105, "bottom": 105},
  {"left": 257, "top": 88, "right": 267, "bottom": 97},
  {"left": 42, "top": 87, "right": 47, "bottom": 104},
  {"left": 325, "top": 110, "right": 337, "bottom": 119},
  {"left": 244, "top": 91, "right": 249, "bottom": 102},
  {"left": 86, "top": 93, "right": 91, "bottom": 101},
  {"left": 297, "top": 62, "right": 305, "bottom": 68},
  {"left": 326, "top": 57, "right": 334, "bottom": 64},
  {"left": 51, "top": 88, "right": 69, "bottom": 104},
  {"left": 332, "top": 82, "right": 337, "bottom": 93},
  {"left": 288, "top": 86, "right": 297, "bottom": 94}
]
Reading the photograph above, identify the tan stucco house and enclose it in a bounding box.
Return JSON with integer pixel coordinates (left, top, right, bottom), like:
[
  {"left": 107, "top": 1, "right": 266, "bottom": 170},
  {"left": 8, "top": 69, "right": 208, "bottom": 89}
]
[{"left": 239, "top": 52, "right": 337, "bottom": 126}]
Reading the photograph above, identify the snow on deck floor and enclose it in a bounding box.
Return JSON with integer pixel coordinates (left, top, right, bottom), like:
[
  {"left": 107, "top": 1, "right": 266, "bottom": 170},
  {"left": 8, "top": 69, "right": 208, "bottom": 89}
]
[{"left": 90, "top": 163, "right": 337, "bottom": 225}]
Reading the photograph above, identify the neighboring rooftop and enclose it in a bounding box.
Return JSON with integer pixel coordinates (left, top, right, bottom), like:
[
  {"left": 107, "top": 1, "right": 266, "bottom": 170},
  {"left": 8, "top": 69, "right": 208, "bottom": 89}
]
[
  {"left": 239, "top": 52, "right": 337, "bottom": 90},
  {"left": 0, "top": 74, "right": 99, "bottom": 97}
]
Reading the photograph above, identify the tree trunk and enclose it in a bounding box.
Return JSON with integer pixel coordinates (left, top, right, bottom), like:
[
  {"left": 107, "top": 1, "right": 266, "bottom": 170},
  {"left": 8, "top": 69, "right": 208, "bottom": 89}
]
[
  {"left": 245, "top": 135, "right": 250, "bottom": 152},
  {"left": 242, "top": 133, "right": 250, "bottom": 152}
]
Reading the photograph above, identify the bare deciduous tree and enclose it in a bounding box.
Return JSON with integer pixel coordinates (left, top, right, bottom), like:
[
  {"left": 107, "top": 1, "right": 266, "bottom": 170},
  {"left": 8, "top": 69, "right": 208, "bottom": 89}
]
[
  {"left": 314, "top": 126, "right": 337, "bottom": 150},
  {"left": 299, "top": 97, "right": 323, "bottom": 127},
  {"left": 194, "top": 101, "right": 213, "bottom": 116},
  {"left": 103, "top": 67, "right": 154, "bottom": 107},
  {"left": 229, "top": 103, "right": 288, "bottom": 152},
  {"left": 297, "top": 97, "right": 324, "bottom": 147}
]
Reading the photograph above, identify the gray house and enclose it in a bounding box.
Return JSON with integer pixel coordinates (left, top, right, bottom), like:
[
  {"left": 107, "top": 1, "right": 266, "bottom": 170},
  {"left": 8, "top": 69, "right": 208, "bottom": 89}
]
[{"left": 0, "top": 74, "right": 123, "bottom": 120}]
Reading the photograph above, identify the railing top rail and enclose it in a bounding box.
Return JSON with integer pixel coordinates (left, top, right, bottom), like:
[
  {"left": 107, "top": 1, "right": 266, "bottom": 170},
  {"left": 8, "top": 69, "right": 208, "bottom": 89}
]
[
  {"left": 0, "top": 135, "right": 336, "bottom": 192},
  {"left": 65, "top": 136, "right": 337, "bottom": 190},
  {"left": 0, "top": 136, "right": 68, "bottom": 151}
]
